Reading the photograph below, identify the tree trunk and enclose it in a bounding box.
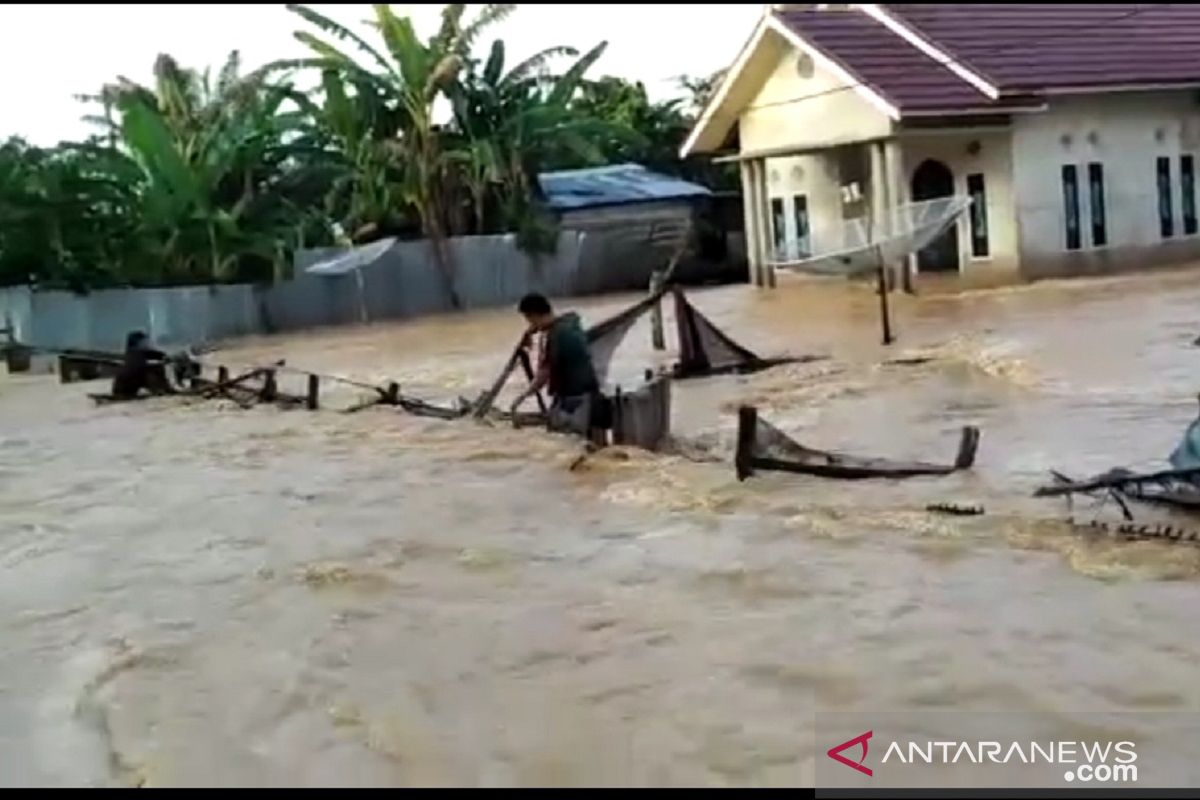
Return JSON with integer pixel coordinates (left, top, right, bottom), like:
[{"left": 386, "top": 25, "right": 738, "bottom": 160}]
[{"left": 424, "top": 215, "right": 462, "bottom": 310}]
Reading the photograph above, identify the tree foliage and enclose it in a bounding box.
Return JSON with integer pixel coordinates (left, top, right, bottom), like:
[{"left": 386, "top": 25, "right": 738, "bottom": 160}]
[{"left": 0, "top": 4, "right": 732, "bottom": 294}]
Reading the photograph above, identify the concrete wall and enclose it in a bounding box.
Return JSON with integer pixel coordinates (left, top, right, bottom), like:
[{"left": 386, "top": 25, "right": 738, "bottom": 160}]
[
  {"left": 1012, "top": 90, "right": 1200, "bottom": 279},
  {"left": 761, "top": 152, "right": 844, "bottom": 260},
  {"left": 900, "top": 128, "right": 1020, "bottom": 283},
  {"left": 0, "top": 227, "right": 712, "bottom": 354},
  {"left": 739, "top": 35, "right": 893, "bottom": 154}
]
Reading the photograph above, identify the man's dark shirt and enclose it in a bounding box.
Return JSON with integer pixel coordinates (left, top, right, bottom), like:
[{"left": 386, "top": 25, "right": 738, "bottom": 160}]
[{"left": 543, "top": 312, "right": 599, "bottom": 399}]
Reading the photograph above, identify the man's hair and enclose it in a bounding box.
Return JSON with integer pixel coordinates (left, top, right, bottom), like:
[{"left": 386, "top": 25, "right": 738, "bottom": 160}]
[
  {"left": 517, "top": 293, "right": 552, "bottom": 316},
  {"left": 125, "top": 330, "right": 148, "bottom": 351}
]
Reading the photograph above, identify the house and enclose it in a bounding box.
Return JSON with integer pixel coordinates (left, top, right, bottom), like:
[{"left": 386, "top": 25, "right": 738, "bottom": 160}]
[
  {"left": 684, "top": 4, "right": 1200, "bottom": 288},
  {"left": 539, "top": 163, "right": 746, "bottom": 283}
]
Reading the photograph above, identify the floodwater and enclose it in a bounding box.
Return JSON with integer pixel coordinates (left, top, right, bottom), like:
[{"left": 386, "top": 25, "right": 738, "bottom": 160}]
[{"left": 3, "top": 268, "right": 1200, "bottom": 787}]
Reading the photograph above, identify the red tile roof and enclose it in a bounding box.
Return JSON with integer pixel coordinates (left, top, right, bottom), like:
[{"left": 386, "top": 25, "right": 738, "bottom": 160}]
[
  {"left": 778, "top": 6, "right": 992, "bottom": 113},
  {"left": 890, "top": 4, "right": 1200, "bottom": 93},
  {"left": 775, "top": 4, "right": 1200, "bottom": 116}
]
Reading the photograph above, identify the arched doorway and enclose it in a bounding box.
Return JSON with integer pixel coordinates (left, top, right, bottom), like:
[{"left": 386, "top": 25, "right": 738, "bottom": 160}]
[{"left": 910, "top": 159, "right": 959, "bottom": 272}]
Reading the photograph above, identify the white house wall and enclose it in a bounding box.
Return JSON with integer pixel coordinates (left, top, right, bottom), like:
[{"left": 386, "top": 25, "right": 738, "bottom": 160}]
[
  {"left": 901, "top": 130, "right": 1020, "bottom": 281},
  {"left": 1012, "top": 90, "right": 1200, "bottom": 278},
  {"left": 763, "top": 153, "right": 844, "bottom": 259},
  {"left": 739, "top": 43, "right": 893, "bottom": 154}
]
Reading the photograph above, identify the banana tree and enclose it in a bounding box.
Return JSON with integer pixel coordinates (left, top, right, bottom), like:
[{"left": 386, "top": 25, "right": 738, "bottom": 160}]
[
  {"left": 449, "top": 39, "right": 643, "bottom": 245},
  {"left": 270, "top": 3, "right": 515, "bottom": 309}
]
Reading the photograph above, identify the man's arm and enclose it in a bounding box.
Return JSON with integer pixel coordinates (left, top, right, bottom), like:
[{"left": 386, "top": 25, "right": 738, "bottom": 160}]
[{"left": 511, "top": 363, "right": 549, "bottom": 409}]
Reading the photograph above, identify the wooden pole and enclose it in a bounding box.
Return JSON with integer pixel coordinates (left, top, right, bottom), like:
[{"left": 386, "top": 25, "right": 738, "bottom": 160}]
[
  {"left": 306, "top": 374, "right": 320, "bottom": 410},
  {"left": 260, "top": 370, "right": 278, "bottom": 402},
  {"left": 611, "top": 385, "right": 624, "bottom": 445},
  {"left": 649, "top": 270, "right": 665, "bottom": 351},
  {"left": 383, "top": 382, "right": 400, "bottom": 405},
  {"left": 217, "top": 365, "right": 229, "bottom": 385},
  {"left": 735, "top": 405, "right": 758, "bottom": 481},
  {"left": 517, "top": 348, "right": 547, "bottom": 414},
  {"left": 875, "top": 245, "right": 894, "bottom": 346}
]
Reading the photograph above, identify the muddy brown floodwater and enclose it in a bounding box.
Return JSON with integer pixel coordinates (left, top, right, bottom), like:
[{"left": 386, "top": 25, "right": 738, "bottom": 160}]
[{"left": 3, "top": 269, "right": 1200, "bottom": 787}]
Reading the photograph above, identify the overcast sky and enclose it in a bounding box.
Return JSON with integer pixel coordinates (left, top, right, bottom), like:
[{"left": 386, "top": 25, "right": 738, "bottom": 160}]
[{"left": 0, "top": 3, "right": 760, "bottom": 146}]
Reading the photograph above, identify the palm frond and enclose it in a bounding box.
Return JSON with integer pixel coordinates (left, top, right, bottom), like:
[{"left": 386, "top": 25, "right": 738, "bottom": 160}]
[
  {"left": 548, "top": 41, "right": 607, "bottom": 107},
  {"left": 287, "top": 3, "right": 396, "bottom": 78},
  {"left": 503, "top": 46, "right": 578, "bottom": 86}
]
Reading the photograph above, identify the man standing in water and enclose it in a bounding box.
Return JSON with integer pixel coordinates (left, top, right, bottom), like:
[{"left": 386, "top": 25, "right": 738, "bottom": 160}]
[{"left": 510, "top": 293, "right": 607, "bottom": 442}]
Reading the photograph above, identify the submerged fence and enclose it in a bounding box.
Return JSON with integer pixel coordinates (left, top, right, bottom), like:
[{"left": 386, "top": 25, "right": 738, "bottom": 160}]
[{"left": 1, "top": 227, "right": 737, "bottom": 356}]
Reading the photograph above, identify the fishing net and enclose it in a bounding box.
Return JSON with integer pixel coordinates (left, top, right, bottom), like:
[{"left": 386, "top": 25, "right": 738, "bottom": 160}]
[
  {"left": 471, "top": 286, "right": 813, "bottom": 418},
  {"left": 768, "top": 196, "right": 972, "bottom": 276},
  {"left": 673, "top": 287, "right": 761, "bottom": 377},
  {"left": 672, "top": 287, "right": 819, "bottom": 378},
  {"left": 585, "top": 287, "right": 668, "bottom": 385},
  {"left": 750, "top": 415, "right": 830, "bottom": 463}
]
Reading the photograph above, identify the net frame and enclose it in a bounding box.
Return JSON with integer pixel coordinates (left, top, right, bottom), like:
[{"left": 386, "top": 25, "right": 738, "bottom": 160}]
[{"left": 768, "top": 196, "right": 973, "bottom": 276}]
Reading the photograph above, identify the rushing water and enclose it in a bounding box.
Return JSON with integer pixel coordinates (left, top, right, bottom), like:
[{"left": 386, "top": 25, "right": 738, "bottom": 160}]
[{"left": 3, "top": 269, "right": 1200, "bottom": 787}]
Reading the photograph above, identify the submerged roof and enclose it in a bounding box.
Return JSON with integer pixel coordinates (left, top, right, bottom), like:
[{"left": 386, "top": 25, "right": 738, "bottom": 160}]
[{"left": 538, "top": 164, "right": 711, "bottom": 211}]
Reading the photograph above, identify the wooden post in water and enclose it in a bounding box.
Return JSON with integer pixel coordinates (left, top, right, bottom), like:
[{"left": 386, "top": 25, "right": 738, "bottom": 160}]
[
  {"left": 306, "top": 374, "right": 320, "bottom": 410},
  {"left": 260, "top": 369, "right": 278, "bottom": 402},
  {"left": 735, "top": 405, "right": 759, "bottom": 481},
  {"left": 383, "top": 382, "right": 400, "bottom": 405},
  {"left": 217, "top": 365, "right": 229, "bottom": 385},
  {"left": 649, "top": 270, "right": 665, "bottom": 351},
  {"left": 874, "top": 244, "right": 894, "bottom": 346}
]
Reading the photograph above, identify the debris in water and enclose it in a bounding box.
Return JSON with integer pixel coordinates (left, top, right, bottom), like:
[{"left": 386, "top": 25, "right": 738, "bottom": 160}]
[
  {"left": 926, "top": 503, "right": 985, "bottom": 516},
  {"left": 735, "top": 405, "right": 981, "bottom": 482}
]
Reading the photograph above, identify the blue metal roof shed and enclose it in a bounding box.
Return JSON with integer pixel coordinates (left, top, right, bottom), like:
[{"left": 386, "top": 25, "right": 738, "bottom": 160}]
[{"left": 538, "top": 163, "right": 712, "bottom": 212}]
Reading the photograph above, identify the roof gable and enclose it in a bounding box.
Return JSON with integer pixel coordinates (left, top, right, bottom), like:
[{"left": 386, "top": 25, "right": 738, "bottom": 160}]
[{"left": 681, "top": 11, "right": 899, "bottom": 157}]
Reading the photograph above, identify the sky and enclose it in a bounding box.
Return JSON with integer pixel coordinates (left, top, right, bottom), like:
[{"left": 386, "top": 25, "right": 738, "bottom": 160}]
[{"left": 0, "top": 3, "right": 761, "bottom": 146}]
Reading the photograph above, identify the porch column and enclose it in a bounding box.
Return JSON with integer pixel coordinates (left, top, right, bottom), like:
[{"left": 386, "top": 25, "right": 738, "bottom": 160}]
[
  {"left": 758, "top": 159, "right": 777, "bottom": 287},
  {"left": 739, "top": 160, "right": 763, "bottom": 287},
  {"left": 868, "top": 141, "right": 892, "bottom": 290},
  {"left": 883, "top": 137, "right": 916, "bottom": 293},
  {"left": 868, "top": 141, "right": 887, "bottom": 235},
  {"left": 752, "top": 159, "right": 777, "bottom": 288}
]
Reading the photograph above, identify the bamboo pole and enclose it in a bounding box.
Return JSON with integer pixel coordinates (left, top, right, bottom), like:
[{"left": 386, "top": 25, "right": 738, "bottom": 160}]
[
  {"left": 649, "top": 270, "right": 666, "bottom": 351},
  {"left": 876, "top": 245, "right": 894, "bottom": 346}
]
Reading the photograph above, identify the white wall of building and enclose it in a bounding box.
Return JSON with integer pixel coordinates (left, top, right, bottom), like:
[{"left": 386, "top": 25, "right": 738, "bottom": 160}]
[
  {"left": 739, "top": 41, "right": 893, "bottom": 154},
  {"left": 1012, "top": 90, "right": 1200, "bottom": 278},
  {"left": 761, "top": 152, "right": 844, "bottom": 260},
  {"left": 900, "top": 129, "right": 1020, "bottom": 280}
]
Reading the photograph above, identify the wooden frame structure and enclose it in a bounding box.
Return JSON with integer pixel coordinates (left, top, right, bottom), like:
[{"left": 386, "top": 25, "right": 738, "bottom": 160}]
[{"left": 734, "top": 405, "right": 980, "bottom": 482}]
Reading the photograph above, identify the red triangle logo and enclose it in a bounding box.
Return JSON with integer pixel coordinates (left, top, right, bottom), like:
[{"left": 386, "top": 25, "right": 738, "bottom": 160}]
[{"left": 827, "top": 730, "right": 873, "bottom": 776}]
